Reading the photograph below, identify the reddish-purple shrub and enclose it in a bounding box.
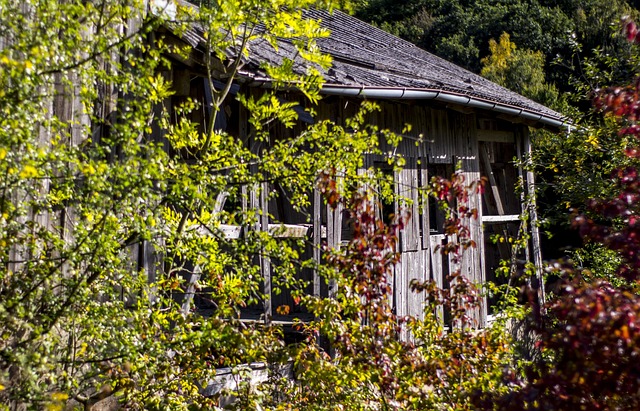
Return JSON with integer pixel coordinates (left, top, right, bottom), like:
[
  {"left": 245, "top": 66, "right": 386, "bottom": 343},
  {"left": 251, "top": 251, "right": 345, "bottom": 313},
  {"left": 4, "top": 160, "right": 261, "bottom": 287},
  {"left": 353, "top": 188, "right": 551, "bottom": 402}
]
[{"left": 477, "top": 18, "right": 640, "bottom": 410}]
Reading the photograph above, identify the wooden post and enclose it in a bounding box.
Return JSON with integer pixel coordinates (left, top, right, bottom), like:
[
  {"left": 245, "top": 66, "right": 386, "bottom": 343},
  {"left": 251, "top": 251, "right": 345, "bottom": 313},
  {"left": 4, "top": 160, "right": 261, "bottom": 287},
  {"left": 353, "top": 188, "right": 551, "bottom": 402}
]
[
  {"left": 430, "top": 234, "right": 445, "bottom": 323},
  {"left": 181, "top": 264, "right": 201, "bottom": 314},
  {"left": 418, "top": 148, "right": 433, "bottom": 322},
  {"left": 523, "top": 129, "right": 545, "bottom": 308},
  {"left": 313, "top": 189, "right": 321, "bottom": 298},
  {"left": 515, "top": 132, "right": 531, "bottom": 263},
  {"left": 326, "top": 200, "right": 342, "bottom": 299},
  {"left": 260, "top": 182, "right": 272, "bottom": 323}
]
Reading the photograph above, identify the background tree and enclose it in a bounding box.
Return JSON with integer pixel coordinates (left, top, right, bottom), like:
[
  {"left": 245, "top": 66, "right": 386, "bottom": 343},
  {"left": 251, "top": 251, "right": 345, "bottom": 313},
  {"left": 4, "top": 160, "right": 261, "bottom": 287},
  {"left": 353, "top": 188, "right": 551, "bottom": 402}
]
[
  {"left": 356, "top": 0, "right": 576, "bottom": 76},
  {"left": 480, "top": 32, "right": 558, "bottom": 107},
  {"left": 356, "top": 0, "right": 635, "bottom": 86}
]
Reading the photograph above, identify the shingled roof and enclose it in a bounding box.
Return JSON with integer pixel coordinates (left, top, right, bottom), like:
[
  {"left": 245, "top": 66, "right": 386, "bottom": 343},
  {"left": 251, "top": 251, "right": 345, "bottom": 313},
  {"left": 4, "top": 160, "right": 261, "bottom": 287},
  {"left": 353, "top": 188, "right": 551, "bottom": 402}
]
[{"left": 174, "top": 4, "right": 568, "bottom": 129}]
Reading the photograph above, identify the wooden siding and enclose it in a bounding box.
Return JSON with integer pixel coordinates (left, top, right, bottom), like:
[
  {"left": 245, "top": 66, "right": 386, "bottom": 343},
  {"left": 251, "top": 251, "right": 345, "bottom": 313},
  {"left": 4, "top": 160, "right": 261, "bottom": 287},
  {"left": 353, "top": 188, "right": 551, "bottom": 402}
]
[
  {"left": 226, "top": 93, "right": 551, "bottom": 332},
  {"left": 317, "top": 98, "right": 488, "bottom": 329},
  {"left": 145, "top": 78, "right": 543, "bottom": 334}
]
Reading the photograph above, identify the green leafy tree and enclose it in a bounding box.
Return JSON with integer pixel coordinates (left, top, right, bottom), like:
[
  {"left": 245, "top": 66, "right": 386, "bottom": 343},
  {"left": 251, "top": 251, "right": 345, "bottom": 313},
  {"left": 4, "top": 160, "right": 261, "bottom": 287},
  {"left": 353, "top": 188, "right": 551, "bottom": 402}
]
[
  {"left": 531, "top": 24, "right": 640, "bottom": 265},
  {"left": 356, "top": 0, "right": 634, "bottom": 90},
  {"left": 0, "top": 0, "right": 389, "bottom": 409},
  {"left": 481, "top": 32, "right": 558, "bottom": 106},
  {"left": 473, "top": 18, "right": 640, "bottom": 410},
  {"left": 356, "top": 0, "right": 575, "bottom": 73}
]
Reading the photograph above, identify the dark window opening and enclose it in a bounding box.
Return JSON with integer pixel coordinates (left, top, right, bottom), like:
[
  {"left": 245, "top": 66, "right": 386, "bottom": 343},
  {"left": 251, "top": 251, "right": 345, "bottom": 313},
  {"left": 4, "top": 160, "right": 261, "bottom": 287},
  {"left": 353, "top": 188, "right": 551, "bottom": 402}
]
[{"left": 426, "top": 164, "right": 453, "bottom": 235}]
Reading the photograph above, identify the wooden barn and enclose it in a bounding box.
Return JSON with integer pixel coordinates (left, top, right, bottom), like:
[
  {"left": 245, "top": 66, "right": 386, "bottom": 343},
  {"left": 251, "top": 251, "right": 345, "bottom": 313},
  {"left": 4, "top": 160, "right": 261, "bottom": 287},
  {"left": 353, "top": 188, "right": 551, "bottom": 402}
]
[
  {"left": 158, "top": 6, "right": 567, "bottom": 329},
  {"left": 0, "top": 3, "right": 576, "bottom": 409}
]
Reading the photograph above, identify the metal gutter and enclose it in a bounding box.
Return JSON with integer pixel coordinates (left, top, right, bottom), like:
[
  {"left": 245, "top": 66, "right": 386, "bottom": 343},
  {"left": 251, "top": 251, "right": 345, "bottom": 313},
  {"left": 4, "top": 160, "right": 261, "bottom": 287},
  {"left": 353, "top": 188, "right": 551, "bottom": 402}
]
[
  {"left": 242, "top": 73, "right": 570, "bottom": 130},
  {"left": 319, "top": 84, "right": 569, "bottom": 130}
]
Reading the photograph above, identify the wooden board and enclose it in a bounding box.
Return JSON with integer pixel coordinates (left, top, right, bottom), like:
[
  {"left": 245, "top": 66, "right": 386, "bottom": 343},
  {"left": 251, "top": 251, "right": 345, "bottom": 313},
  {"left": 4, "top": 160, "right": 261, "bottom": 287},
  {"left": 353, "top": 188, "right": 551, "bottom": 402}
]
[{"left": 453, "top": 112, "right": 486, "bottom": 328}]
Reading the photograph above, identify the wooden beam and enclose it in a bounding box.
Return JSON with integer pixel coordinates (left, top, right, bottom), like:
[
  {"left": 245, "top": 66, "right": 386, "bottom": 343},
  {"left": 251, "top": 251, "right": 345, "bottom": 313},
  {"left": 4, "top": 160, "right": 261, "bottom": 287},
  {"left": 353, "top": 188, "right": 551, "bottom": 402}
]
[
  {"left": 515, "top": 134, "right": 531, "bottom": 263},
  {"left": 326, "top": 201, "right": 342, "bottom": 299},
  {"left": 268, "top": 223, "right": 311, "bottom": 238},
  {"left": 496, "top": 114, "right": 539, "bottom": 127},
  {"left": 313, "top": 189, "right": 321, "bottom": 298},
  {"left": 430, "top": 234, "right": 445, "bottom": 323},
  {"left": 482, "top": 215, "right": 521, "bottom": 223},
  {"left": 446, "top": 103, "right": 475, "bottom": 115},
  {"left": 477, "top": 129, "right": 514, "bottom": 143},
  {"left": 181, "top": 264, "right": 202, "bottom": 314},
  {"left": 523, "top": 129, "right": 546, "bottom": 307},
  {"left": 219, "top": 224, "right": 242, "bottom": 239}
]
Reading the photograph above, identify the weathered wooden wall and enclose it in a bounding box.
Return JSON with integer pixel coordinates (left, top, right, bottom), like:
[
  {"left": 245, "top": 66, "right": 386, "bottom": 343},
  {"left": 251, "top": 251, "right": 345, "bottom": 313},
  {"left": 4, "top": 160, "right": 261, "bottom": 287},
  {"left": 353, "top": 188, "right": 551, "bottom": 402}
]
[
  {"left": 288, "top": 98, "right": 490, "bottom": 329},
  {"left": 174, "top": 79, "right": 543, "bottom": 332}
]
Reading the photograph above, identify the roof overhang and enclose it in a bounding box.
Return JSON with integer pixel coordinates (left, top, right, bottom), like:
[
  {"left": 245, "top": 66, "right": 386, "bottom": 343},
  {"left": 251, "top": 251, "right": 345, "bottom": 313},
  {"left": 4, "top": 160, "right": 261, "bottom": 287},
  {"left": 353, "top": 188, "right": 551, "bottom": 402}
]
[
  {"left": 319, "top": 84, "right": 570, "bottom": 130},
  {"left": 240, "top": 73, "right": 571, "bottom": 131},
  {"left": 164, "top": 1, "right": 571, "bottom": 132}
]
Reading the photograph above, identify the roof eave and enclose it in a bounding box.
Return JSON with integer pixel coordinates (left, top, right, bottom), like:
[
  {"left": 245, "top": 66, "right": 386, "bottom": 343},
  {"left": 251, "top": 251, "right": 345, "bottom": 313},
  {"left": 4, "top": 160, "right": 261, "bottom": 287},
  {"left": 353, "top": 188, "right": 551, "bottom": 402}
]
[
  {"left": 242, "top": 74, "right": 569, "bottom": 130},
  {"left": 318, "top": 84, "right": 570, "bottom": 131}
]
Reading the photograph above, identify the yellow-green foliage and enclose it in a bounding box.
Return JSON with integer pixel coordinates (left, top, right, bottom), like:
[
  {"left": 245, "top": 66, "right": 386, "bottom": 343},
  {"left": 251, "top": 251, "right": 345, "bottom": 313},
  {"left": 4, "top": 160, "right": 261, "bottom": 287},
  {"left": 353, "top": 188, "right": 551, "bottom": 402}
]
[
  {"left": 0, "top": 1, "right": 521, "bottom": 410},
  {"left": 481, "top": 32, "right": 558, "bottom": 107}
]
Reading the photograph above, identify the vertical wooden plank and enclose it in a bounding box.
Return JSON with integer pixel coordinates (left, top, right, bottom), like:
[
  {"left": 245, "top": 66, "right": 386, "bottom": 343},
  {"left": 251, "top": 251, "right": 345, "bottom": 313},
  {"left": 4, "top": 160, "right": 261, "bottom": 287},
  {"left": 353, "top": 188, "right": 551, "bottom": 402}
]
[
  {"left": 407, "top": 169, "right": 422, "bottom": 322},
  {"left": 249, "top": 182, "right": 260, "bottom": 319},
  {"left": 326, "top": 200, "right": 342, "bottom": 299},
  {"left": 239, "top": 101, "right": 249, "bottom": 237},
  {"left": 515, "top": 131, "right": 531, "bottom": 263},
  {"left": 31, "top": 83, "right": 54, "bottom": 259},
  {"left": 260, "top": 182, "right": 272, "bottom": 323},
  {"left": 328, "top": 96, "right": 344, "bottom": 301},
  {"left": 141, "top": 239, "right": 160, "bottom": 303},
  {"left": 394, "top": 165, "right": 404, "bottom": 326},
  {"left": 419, "top": 144, "right": 431, "bottom": 250},
  {"left": 430, "top": 234, "right": 445, "bottom": 323},
  {"left": 391, "top": 163, "right": 405, "bottom": 338},
  {"left": 124, "top": 243, "right": 139, "bottom": 306},
  {"left": 398, "top": 253, "right": 409, "bottom": 341},
  {"left": 405, "top": 142, "right": 429, "bottom": 323},
  {"left": 429, "top": 109, "right": 453, "bottom": 164},
  {"left": 181, "top": 264, "right": 201, "bottom": 314},
  {"left": 51, "top": 57, "right": 92, "bottom": 277},
  {"left": 313, "top": 189, "right": 321, "bottom": 297},
  {"left": 409, "top": 171, "right": 420, "bottom": 251},
  {"left": 326, "top": 203, "right": 335, "bottom": 298},
  {"left": 455, "top": 113, "right": 486, "bottom": 328}
]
